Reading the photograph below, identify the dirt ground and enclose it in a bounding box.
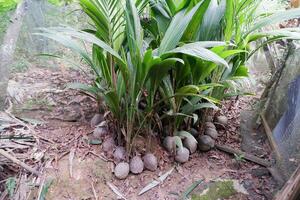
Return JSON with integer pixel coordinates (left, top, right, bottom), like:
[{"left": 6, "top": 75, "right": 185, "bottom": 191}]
[{"left": 0, "top": 66, "right": 279, "bottom": 200}]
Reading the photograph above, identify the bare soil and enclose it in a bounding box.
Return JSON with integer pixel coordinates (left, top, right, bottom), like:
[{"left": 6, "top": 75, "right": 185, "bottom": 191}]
[{"left": 1, "top": 66, "right": 279, "bottom": 200}]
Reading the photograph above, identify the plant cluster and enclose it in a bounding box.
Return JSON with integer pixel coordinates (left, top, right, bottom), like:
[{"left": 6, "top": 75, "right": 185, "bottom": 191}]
[{"left": 38, "top": 0, "right": 300, "bottom": 156}]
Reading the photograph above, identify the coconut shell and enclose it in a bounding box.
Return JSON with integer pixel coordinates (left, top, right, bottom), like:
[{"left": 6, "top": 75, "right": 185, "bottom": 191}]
[
  {"left": 130, "top": 156, "right": 144, "bottom": 174},
  {"left": 93, "top": 127, "right": 108, "bottom": 139},
  {"left": 206, "top": 115, "right": 214, "bottom": 122},
  {"left": 175, "top": 147, "right": 190, "bottom": 163},
  {"left": 198, "top": 135, "right": 215, "bottom": 152},
  {"left": 205, "top": 122, "right": 216, "bottom": 130},
  {"left": 113, "top": 146, "right": 126, "bottom": 163},
  {"left": 90, "top": 114, "right": 104, "bottom": 127},
  {"left": 190, "top": 128, "right": 199, "bottom": 137},
  {"left": 163, "top": 136, "right": 175, "bottom": 153},
  {"left": 114, "top": 162, "right": 129, "bottom": 179},
  {"left": 205, "top": 128, "right": 218, "bottom": 139},
  {"left": 216, "top": 115, "right": 228, "bottom": 125},
  {"left": 143, "top": 153, "right": 158, "bottom": 171},
  {"left": 102, "top": 137, "right": 116, "bottom": 152},
  {"left": 183, "top": 137, "right": 197, "bottom": 154}
]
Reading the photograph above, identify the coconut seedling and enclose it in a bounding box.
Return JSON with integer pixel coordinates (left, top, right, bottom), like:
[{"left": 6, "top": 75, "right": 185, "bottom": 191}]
[
  {"left": 173, "top": 136, "right": 190, "bottom": 163},
  {"left": 129, "top": 156, "right": 144, "bottom": 174},
  {"left": 177, "top": 131, "right": 198, "bottom": 154},
  {"left": 114, "top": 162, "right": 130, "bottom": 179}
]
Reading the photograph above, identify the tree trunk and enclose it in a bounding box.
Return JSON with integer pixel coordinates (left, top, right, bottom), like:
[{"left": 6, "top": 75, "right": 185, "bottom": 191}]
[{"left": 0, "top": 0, "right": 29, "bottom": 110}]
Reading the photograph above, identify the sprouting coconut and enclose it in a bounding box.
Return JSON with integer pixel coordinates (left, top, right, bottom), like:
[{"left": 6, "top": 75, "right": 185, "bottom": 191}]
[
  {"left": 113, "top": 146, "right": 126, "bottom": 163},
  {"left": 205, "top": 128, "right": 218, "bottom": 139},
  {"left": 183, "top": 137, "right": 197, "bottom": 154},
  {"left": 175, "top": 147, "right": 190, "bottom": 163},
  {"left": 143, "top": 153, "right": 158, "bottom": 171},
  {"left": 176, "top": 131, "right": 197, "bottom": 154},
  {"left": 114, "top": 162, "right": 130, "bottom": 179},
  {"left": 216, "top": 115, "right": 228, "bottom": 125},
  {"left": 198, "top": 135, "right": 215, "bottom": 152},
  {"left": 163, "top": 136, "right": 175, "bottom": 154},
  {"left": 102, "top": 137, "right": 116, "bottom": 152},
  {"left": 129, "top": 156, "right": 144, "bottom": 174},
  {"left": 205, "top": 122, "right": 216, "bottom": 130},
  {"left": 90, "top": 114, "right": 104, "bottom": 127}
]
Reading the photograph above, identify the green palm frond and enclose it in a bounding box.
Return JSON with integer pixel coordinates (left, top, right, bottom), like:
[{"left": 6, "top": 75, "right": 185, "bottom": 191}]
[{"left": 80, "top": 0, "right": 126, "bottom": 50}]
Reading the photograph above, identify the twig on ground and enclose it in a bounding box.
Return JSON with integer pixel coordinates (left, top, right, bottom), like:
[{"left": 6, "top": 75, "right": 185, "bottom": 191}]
[
  {"left": 215, "top": 144, "right": 271, "bottom": 167},
  {"left": 69, "top": 148, "right": 75, "bottom": 178},
  {"left": 0, "top": 149, "right": 40, "bottom": 176},
  {"left": 91, "top": 181, "right": 98, "bottom": 200}
]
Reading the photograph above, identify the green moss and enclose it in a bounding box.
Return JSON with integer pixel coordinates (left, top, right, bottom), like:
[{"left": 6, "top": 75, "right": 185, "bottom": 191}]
[{"left": 191, "top": 180, "right": 236, "bottom": 200}]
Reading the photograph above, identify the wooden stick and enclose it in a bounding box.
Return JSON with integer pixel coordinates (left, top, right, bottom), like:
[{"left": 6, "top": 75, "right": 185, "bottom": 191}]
[
  {"left": 260, "top": 114, "right": 282, "bottom": 161},
  {"left": 215, "top": 144, "right": 271, "bottom": 167},
  {"left": 0, "top": 149, "right": 40, "bottom": 176},
  {"left": 274, "top": 165, "right": 300, "bottom": 200}
]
